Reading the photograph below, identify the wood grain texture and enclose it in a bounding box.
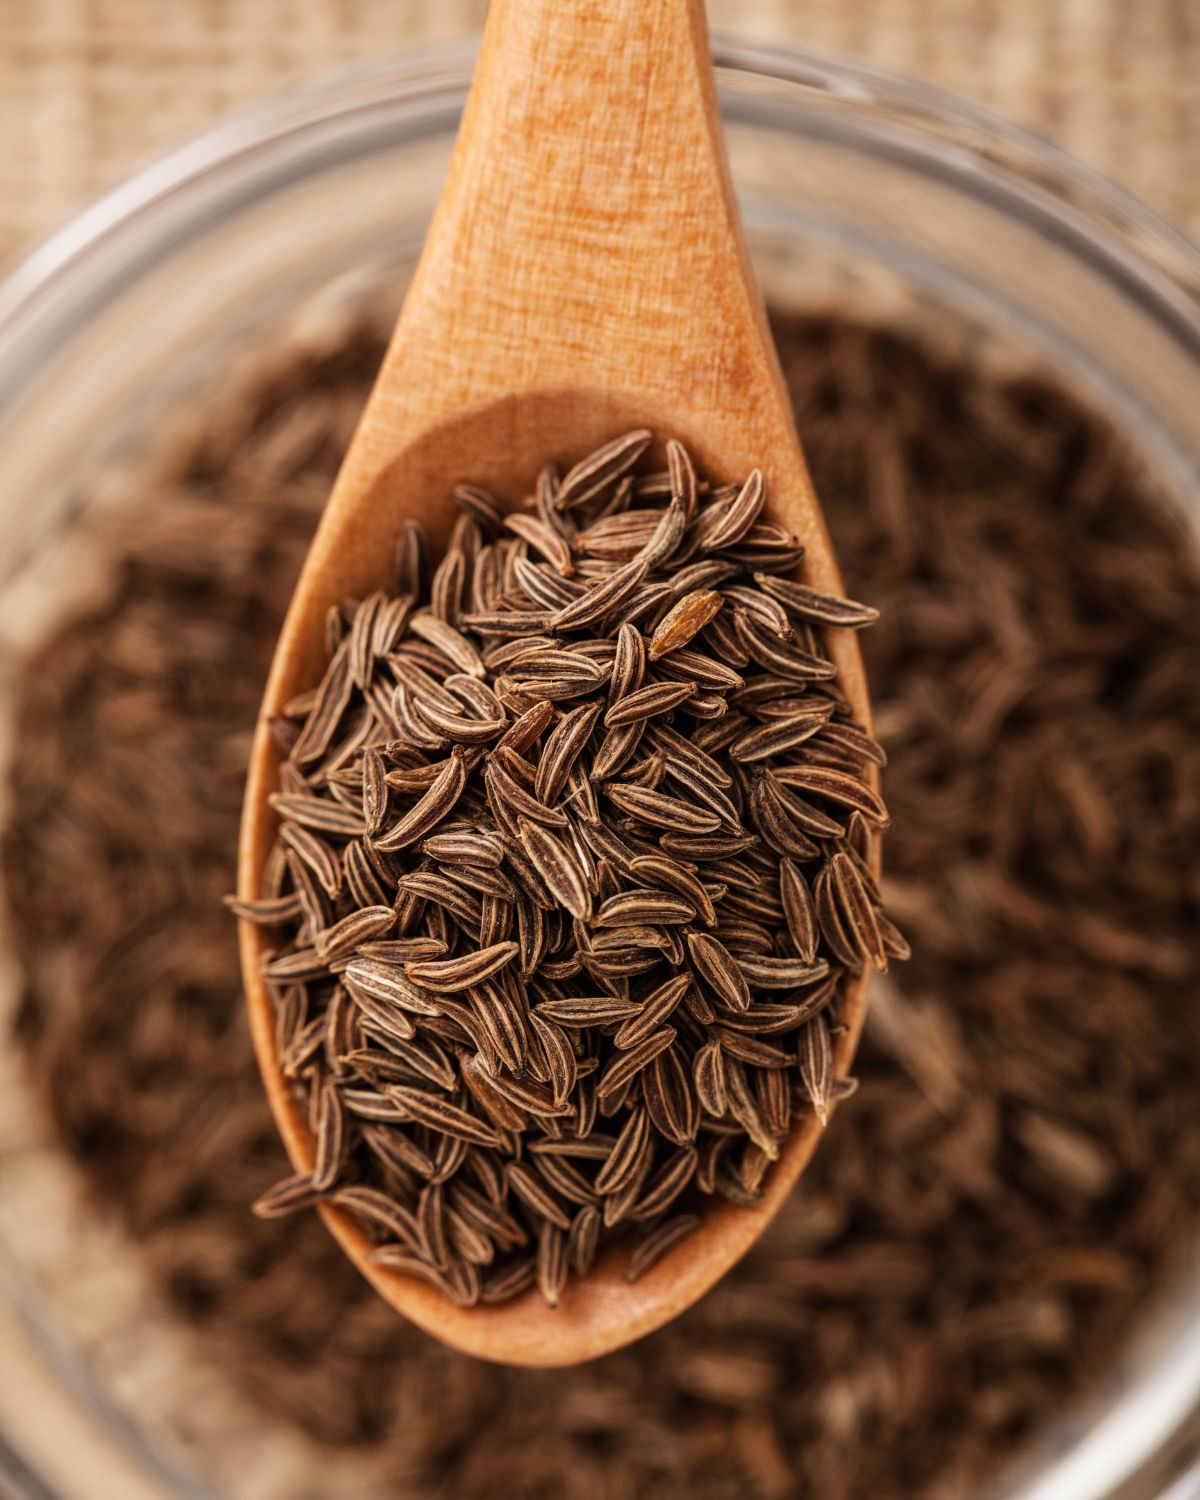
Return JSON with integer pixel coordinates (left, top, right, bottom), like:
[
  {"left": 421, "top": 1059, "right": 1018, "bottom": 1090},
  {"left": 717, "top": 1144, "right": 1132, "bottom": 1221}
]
[{"left": 238, "top": 0, "right": 874, "bottom": 1367}]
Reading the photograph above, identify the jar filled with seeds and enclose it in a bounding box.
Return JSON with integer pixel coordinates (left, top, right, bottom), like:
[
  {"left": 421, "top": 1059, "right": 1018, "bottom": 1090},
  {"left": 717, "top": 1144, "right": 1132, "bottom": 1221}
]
[{"left": 0, "top": 41, "right": 1198, "bottom": 1500}]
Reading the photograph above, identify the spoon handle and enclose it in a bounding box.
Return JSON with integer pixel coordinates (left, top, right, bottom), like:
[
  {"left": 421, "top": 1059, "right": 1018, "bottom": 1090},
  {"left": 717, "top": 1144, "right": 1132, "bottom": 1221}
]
[{"left": 361, "top": 0, "right": 780, "bottom": 447}]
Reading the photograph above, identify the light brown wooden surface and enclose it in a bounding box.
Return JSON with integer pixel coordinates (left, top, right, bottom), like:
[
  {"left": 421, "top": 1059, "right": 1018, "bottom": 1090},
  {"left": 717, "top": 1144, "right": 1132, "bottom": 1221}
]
[{"left": 237, "top": 0, "right": 874, "bottom": 1367}]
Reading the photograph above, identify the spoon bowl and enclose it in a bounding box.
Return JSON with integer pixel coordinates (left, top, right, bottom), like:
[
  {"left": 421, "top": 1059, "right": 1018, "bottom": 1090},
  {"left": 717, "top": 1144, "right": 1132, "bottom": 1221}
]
[{"left": 238, "top": 0, "right": 875, "bottom": 1366}]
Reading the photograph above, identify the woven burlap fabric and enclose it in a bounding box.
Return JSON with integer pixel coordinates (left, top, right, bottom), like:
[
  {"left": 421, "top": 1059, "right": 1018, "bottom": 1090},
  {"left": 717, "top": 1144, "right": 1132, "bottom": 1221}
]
[{"left": 1, "top": 0, "right": 1198, "bottom": 271}]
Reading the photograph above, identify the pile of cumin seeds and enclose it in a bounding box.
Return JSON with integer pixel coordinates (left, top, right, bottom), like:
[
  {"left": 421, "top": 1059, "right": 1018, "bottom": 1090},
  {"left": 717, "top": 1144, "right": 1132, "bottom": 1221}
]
[
  {"left": 242, "top": 431, "right": 895, "bottom": 1307},
  {"left": 5, "top": 310, "right": 1200, "bottom": 1500}
]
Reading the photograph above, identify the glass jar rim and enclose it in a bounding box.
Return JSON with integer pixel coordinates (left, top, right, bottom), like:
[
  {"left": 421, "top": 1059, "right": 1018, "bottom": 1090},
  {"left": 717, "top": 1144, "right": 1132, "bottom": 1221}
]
[{"left": 2, "top": 36, "right": 1200, "bottom": 401}]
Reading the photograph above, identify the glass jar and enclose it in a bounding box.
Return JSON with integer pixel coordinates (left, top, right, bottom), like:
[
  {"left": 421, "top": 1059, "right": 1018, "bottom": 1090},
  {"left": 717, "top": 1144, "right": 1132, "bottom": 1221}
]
[{"left": 0, "top": 37, "right": 1197, "bottom": 1500}]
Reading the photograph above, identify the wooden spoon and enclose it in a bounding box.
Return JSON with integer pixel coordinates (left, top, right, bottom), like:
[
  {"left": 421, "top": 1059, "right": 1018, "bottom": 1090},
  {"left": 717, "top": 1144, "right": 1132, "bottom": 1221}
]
[{"left": 238, "top": 0, "right": 874, "bottom": 1367}]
